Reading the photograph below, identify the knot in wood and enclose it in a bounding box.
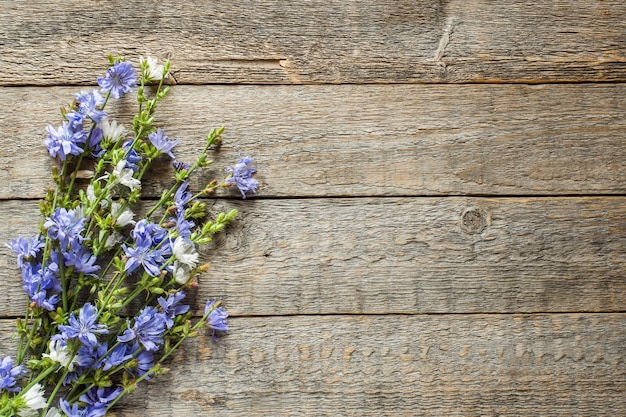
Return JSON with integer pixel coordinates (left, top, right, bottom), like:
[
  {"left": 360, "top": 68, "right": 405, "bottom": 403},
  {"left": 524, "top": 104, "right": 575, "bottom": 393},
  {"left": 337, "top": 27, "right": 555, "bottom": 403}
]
[{"left": 460, "top": 207, "right": 489, "bottom": 234}]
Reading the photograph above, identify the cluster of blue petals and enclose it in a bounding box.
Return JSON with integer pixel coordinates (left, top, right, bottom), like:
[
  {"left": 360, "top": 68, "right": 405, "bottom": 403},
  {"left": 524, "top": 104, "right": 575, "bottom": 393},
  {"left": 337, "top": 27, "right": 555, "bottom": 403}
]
[
  {"left": 205, "top": 300, "right": 229, "bottom": 340},
  {"left": 168, "top": 181, "right": 195, "bottom": 239},
  {"left": 60, "top": 385, "right": 122, "bottom": 417},
  {"left": 123, "top": 220, "right": 172, "bottom": 277},
  {"left": 148, "top": 128, "right": 179, "bottom": 159},
  {"left": 226, "top": 156, "right": 259, "bottom": 199},
  {"left": 52, "top": 292, "right": 190, "bottom": 402},
  {"left": 46, "top": 90, "right": 104, "bottom": 161},
  {"left": 97, "top": 61, "right": 137, "bottom": 100},
  {"left": 0, "top": 356, "right": 23, "bottom": 393},
  {"left": 45, "top": 61, "right": 137, "bottom": 161},
  {"left": 122, "top": 140, "right": 142, "bottom": 172},
  {"left": 57, "top": 303, "right": 108, "bottom": 347},
  {"left": 8, "top": 207, "right": 100, "bottom": 313}
]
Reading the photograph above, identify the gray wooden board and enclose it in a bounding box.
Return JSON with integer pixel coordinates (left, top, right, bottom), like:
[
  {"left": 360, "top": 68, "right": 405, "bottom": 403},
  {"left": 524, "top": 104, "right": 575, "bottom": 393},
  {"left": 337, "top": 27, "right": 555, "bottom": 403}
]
[
  {"left": 0, "top": 314, "right": 623, "bottom": 416},
  {"left": 1, "top": 197, "right": 624, "bottom": 317},
  {"left": 0, "top": 1, "right": 625, "bottom": 85},
  {"left": 2, "top": 2, "right": 625, "bottom": 415},
  {"left": 1, "top": 83, "right": 625, "bottom": 199}
]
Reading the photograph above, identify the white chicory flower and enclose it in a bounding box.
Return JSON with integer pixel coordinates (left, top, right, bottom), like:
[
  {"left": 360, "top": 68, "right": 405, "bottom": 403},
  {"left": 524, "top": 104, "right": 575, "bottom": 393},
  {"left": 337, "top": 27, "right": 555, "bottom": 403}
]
[
  {"left": 99, "top": 119, "right": 125, "bottom": 142},
  {"left": 110, "top": 160, "right": 141, "bottom": 191},
  {"left": 141, "top": 56, "right": 168, "bottom": 81},
  {"left": 172, "top": 237, "right": 199, "bottom": 268},
  {"left": 104, "top": 231, "right": 123, "bottom": 249},
  {"left": 42, "top": 340, "right": 75, "bottom": 371},
  {"left": 17, "top": 383, "right": 47, "bottom": 417},
  {"left": 172, "top": 261, "right": 192, "bottom": 285},
  {"left": 172, "top": 237, "right": 199, "bottom": 284},
  {"left": 86, "top": 184, "right": 97, "bottom": 204},
  {"left": 111, "top": 201, "right": 135, "bottom": 227},
  {"left": 44, "top": 408, "right": 61, "bottom": 417}
]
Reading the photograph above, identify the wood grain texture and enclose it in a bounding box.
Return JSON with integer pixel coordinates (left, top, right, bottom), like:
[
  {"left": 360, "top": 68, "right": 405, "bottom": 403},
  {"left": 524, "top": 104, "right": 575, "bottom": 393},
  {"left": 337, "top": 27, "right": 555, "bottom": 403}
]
[
  {"left": 0, "top": 314, "right": 624, "bottom": 416},
  {"left": 1, "top": 197, "right": 624, "bottom": 317},
  {"left": 1, "top": 0, "right": 625, "bottom": 85},
  {"left": 1, "top": 2, "right": 625, "bottom": 415},
  {"left": 1, "top": 83, "right": 625, "bottom": 199}
]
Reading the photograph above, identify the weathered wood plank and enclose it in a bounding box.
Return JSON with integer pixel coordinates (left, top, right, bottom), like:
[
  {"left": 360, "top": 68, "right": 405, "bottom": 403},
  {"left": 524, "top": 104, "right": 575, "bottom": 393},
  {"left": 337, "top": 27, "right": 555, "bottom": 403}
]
[
  {"left": 1, "top": 83, "right": 625, "bottom": 199},
  {"left": 1, "top": 197, "right": 624, "bottom": 316},
  {"left": 1, "top": 0, "right": 625, "bottom": 85},
  {"left": 0, "top": 314, "right": 624, "bottom": 416}
]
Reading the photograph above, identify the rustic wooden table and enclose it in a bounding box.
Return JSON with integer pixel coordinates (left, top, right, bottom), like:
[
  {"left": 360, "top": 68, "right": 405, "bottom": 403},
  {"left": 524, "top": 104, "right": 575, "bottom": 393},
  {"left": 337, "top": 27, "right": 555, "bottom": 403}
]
[{"left": 0, "top": 1, "right": 625, "bottom": 416}]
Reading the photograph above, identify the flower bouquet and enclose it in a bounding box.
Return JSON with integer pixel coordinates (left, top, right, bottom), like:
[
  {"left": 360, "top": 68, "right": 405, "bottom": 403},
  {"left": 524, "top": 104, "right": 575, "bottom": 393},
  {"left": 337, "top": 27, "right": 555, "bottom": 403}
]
[{"left": 2, "top": 55, "right": 258, "bottom": 417}]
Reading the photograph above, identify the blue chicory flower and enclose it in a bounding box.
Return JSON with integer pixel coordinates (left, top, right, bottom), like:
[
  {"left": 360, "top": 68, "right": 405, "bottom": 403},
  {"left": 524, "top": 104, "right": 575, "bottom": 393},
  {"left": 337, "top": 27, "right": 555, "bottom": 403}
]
[
  {"left": 124, "top": 342, "right": 155, "bottom": 380},
  {"left": 88, "top": 126, "right": 105, "bottom": 158},
  {"left": 168, "top": 181, "right": 195, "bottom": 238},
  {"left": 60, "top": 398, "right": 106, "bottom": 417},
  {"left": 6, "top": 235, "right": 43, "bottom": 268},
  {"left": 122, "top": 234, "right": 165, "bottom": 277},
  {"left": 225, "top": 156, "right": 259, "bottom": 199},
  {"left": 0, "top": 356, "right": 23, "bottom": 393},
  {"left": 174, "top": 181, "right": 192, "bottom": 209},
  {"left": 45, "top": 122, "right": 85, "bottom": 161},
  {"left": 158, "top": 291, "right": 190, "bottom": 329},
  {"left": 173, "top": 159, "right": 190, "bottom": 172},
  {"left": 101, "top": 343, "right": 133, "bottom": 371},
  {"left": 21, "top": 262, "right": 61, "bottom": 311},
  {"left": 58, "top": 303, "right": 108, "bottom": 348},
  {"left": 63, "top": 245, "right": 100, "bottom": 275},
  {"left": 173, "top": 208, "right": 195, "bottom": 239},
  {"left": 79, "top": 386, "right": 123, "bottom": 410},
  {"left": 44, "top": 208, "right": 85, "bottom": 248},
  {"left": 130, "top": 220, "right": 171, "bottom": 256},
  {"left": 65, "top": 342, "right": 109, "bottom": 385},
  {"left": 122, "top": 140, "right": 142, "bottom": 172},
  {"left": 66, "top": 89, "right": 107, "bottom": 125},
  {"left": 97, "top": 61, "right": 137, "bottom": 99},
  {"left": 148, "top": 128, "right": 179, "bottom": 158},
  {"left": 117, "top": 306, "right": 166, "bottom": 352},
  {"left": 204, "top": 300, "right": 229, "bottom": 340}
]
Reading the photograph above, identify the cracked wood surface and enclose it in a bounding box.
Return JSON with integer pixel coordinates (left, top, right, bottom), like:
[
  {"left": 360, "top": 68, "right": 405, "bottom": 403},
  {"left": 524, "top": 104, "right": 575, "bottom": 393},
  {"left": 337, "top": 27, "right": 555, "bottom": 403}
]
[
  {"left": 1, "top": 0, "right": 625, "bottom": 85},
  {"left": 0, "top": 314, "right": 624, "bottom": 416},
  {"left": 1, "top": 197, "right": 624, "bottom": 317},
  {"left": 1, "top": 83, "right": 625, "bottom": 199}
]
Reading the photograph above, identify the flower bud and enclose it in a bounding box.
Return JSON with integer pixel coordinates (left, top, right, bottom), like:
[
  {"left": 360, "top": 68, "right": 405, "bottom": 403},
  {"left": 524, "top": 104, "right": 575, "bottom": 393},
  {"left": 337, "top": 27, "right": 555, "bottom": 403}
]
[{"left": 198, "top": 263, "right": 211, "bottom": 272}]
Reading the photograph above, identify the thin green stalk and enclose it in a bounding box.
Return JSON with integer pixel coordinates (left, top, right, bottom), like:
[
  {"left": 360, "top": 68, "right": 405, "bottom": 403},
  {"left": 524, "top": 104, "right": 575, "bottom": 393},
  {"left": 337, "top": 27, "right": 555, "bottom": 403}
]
[
  {"left": 18, "top": 364, "right": 58, "bottom": 398},
  {"left": 18, "top": 316, "right": 42, "bottom": 368},
  {"left": 65, "top": 382, "right": 95, "bottom": 404},
  {"left": 58, "top": 252, "right": 68, "bottom": 313},
  {"left": 16, "top": 303, "right": 33, "bottom": 364},
  {"left": 42, "top": 351, "right": 77, "bottom": 413},
  {"left": 64, "top": 153, "right": 85, "bottom": 202}
]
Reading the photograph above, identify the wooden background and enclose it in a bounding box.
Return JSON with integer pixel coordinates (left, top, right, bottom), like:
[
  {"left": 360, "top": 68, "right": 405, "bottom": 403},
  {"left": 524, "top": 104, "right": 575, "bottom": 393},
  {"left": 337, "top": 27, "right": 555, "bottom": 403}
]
[{"left": 1, "top": 1, "right": 625, "bottom": 415}]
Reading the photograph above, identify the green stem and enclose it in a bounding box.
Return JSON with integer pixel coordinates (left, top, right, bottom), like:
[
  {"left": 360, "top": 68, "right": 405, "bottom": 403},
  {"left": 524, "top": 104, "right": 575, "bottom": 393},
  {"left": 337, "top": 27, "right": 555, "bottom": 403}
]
[
  {"left": 16, "top": 303, "right": 33, "bottom": 364},
  {"left": 64, "top": 153, "right": 85, "bottom": 202},
  {"left": 96, "top": 270, "right": 127, "bottom": 316},
  {"left": 42, "top": 351, "right": 77, "bottom": 412},
  {"left": 19, "top": 364, "right": 58, "bottom": 398},
  {"left": 58, "top": 252, "right": 68, "bottom": 313},
  {"left": 19, "top": 316, "right": 41, "bottom": 369},
  {"left": 65, "top": 382, "right": 95, "bottom": 404}
]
